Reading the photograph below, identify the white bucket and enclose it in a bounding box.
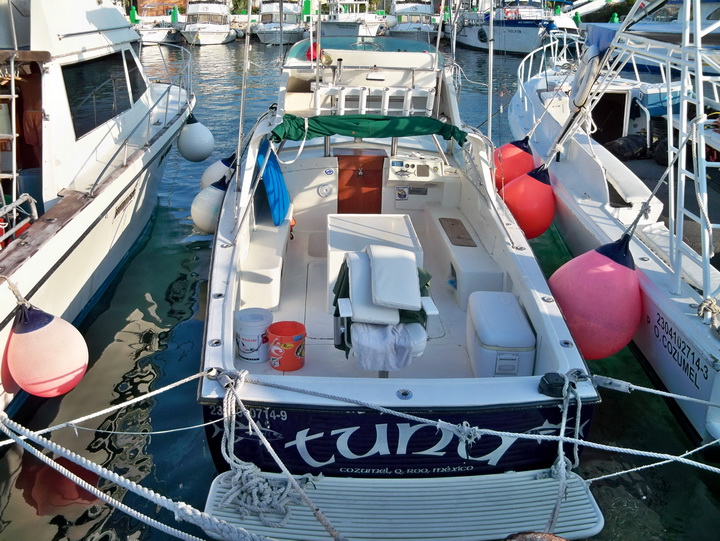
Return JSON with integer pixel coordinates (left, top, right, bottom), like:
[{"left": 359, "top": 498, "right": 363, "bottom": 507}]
[{"left": 234, "top": 308, "right": 273, "bottom": 363}]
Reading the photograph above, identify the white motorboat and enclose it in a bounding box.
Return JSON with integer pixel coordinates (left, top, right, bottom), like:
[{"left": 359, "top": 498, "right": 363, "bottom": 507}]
[
  {"left": 385, "top": 0, "right": 441, "bottom": 41},
  {"left": 253, "top": 0, "right": 306, "bottom": 45},
  {"left": 181, "top": 0, "right": 236, "bottom": 45},
  {"left": 508, "top": 0, "right": 720, "bottom": 445},
  {"left": 134, "top": 2, "right": 185, "bottom": 45},
  {"left": 320, "top": 0, "right": 385, "bottom": 37},
  {"left": 198, "top": 34, "right": 603, "bottom": 540},
  {"left": 0, "top": 0, "right": 196, "bottom": 410},
  {"left": 453, "top": 0, "right": 579, "bottom": 54}
]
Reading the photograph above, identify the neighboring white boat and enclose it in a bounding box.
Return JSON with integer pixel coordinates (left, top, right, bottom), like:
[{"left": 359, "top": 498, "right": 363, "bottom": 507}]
[
  {"left": 134, "top": 3, "right": 185, "bottom": 45},
  {"left": 453, "top": 0, "right": 579, "bottom": 54},
  {"left": 385, "top": 0, "right": 441, "bottom": 41},
  {"left": 508, "top": 0, "right": 720, "bottom": 445},
  {"left": 253, "top": 0, "right": 306, "bottom": 45},
  {"left": 0, "top": 0, "right": 196, "bottom": 410},
  {"left": 198, "top": 34, "right": 603, "bottom": 539},
  {"left": 136, "top": 20, "right": 185, "bottom": 45},
  {"left": 181, "top": 0, "right": 236, "bottom": 45},
  {"left": 320, "top": 0, "right": 385, "bottom": 37}
]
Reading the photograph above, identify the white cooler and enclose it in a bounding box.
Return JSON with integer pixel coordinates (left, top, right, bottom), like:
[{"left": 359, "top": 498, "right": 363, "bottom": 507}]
[{"left": 466, "top": 291, "right": 536, "bottom": 377}]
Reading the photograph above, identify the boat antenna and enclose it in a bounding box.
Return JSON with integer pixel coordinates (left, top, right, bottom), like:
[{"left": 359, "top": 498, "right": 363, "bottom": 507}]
[
  {"left": 280, "top": 0, "right": 285, "bottom": 55},
  {"left": 235, "top": 0, "right": 254, "bottom": 191},
  {"left": 434, "top": 0, "right": 447, "bottom": 71},
  {"left": 487, "top": 0, "right": 494, "bottom": 138}
]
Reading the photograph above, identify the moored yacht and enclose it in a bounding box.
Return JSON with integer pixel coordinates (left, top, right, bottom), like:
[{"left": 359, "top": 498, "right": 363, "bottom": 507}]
[
  {"left": 253, "top": 0, "right": 306, "bottom": 45},
  {"left": 453, "top": 0, "right": 579, "bottom": 54},
  {"left": 133, "top": 2, "right": 185, "bottom": 45},
  {"left": 508, "top": 0, "right": 720, "bottom": 445},
  {"left": 320, "top": 0, "right": 385, "bottom": 37},
  {"left": 386, "top": 0, "right": 441, "bottom": 41},
  {"left": 181, "top": 0, "right": 236, "bottom": 45},
  {"left": 0, "top": 0, "right": 196, "bottom": 410},
  {"left": 198, "top": 34, "right": 603, "bottom": 540}
]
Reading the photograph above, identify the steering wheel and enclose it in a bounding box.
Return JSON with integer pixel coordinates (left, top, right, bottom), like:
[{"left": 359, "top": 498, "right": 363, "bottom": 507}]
[{"left": 349, "top": 41, "right": 382, "bottom": 51}]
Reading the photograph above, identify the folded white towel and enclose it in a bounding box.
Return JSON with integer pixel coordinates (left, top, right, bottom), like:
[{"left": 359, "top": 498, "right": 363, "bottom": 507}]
[{"left": 351, "top": 322, "right": 414, "bottom": 371}]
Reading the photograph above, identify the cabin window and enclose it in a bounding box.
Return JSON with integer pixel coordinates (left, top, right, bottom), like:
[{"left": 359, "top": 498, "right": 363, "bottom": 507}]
[
  {"left": 187, "top": 14, "right": 228, "bottom": 24},
  {"left": 125, "top": 50, "right": 148, "bottom": 103},
  {"left": 63, "top": 51, "right": 135, "bottom": 139}
]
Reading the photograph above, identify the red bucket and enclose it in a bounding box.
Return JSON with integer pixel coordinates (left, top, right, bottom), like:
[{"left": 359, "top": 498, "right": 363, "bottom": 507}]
[{"left": 267, "top": 321, "right": 306, "bottom": 371}]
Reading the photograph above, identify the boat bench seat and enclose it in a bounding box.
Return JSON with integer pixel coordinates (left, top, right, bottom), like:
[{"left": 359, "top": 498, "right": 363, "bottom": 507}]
[
  {"left": 424, "top": 204, "right": 504, "bottom": 310},
  {"left": 312, "top": 83, "right": 436, "bottom": 116},
  {"left": 591, "top": 143, "right": 654, "bottom": 204},
  {"left": 239, "top": 205, "right": 294, "bottom": 311}
]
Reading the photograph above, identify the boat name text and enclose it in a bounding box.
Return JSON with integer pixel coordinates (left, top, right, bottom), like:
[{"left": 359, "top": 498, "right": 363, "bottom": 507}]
[{"left": 653, "top": 312, "right": 708, "bottom": 389}]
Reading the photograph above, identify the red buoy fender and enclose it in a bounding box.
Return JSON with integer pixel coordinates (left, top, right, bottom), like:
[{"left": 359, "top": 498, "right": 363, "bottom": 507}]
[
  {"left": 499, "top": 165, "right": 555, "bottom": 239},
  {"left": 6, "top": 306, "right": 88, "bottom": 397},
  {"left": 549, "top": 235, "right": 643, "bottom": 360},
  {"left": 494, "top": 136, "right": 535, "bottom": 190}
]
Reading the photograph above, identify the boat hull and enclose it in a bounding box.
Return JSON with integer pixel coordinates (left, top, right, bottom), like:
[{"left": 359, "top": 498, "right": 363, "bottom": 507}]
[
  {"left": 551, "top": 197, "right": 720, "bottom": 444},
  {"left": 0, "top": 113, "right": 190, "bottom": 411},
  {"left": 387, "top": 25, "right": 440, "bottom": 41},
  {"left": 203, "top": 399, "right": 594, "bottom": 477},
  {"left": 182, "top": 28, "right": 236, "bottom": 45},
  {"left": 138, "top": 27, "right": 185, "bottom": 45},
  {"left": 254, "top": 27, "right": 306, "bottom": 45},
  {"left": 456, "top": 20, "right": 576, "bottom": 54},
  {"left": 321, "top": 21, "right": 382, "bottom": 37}
]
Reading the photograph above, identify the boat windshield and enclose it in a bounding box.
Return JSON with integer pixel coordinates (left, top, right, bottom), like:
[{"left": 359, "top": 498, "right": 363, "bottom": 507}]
[{"left": 287, "top": 36, "right": 441, "bottom": 61}]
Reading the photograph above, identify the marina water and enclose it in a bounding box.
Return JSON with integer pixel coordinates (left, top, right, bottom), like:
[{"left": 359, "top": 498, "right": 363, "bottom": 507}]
[{"left": 0, "top": 40, "right": 718, "bottom": 540}]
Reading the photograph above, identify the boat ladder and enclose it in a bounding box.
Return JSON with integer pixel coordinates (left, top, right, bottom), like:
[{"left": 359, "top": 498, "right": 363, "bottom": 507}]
[{"left": 0, "top": 54, "right": 39, "bottom": 249}]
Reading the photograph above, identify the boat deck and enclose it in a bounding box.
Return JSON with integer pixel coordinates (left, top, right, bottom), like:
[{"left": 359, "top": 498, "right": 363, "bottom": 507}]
[{"left": 233, "top": 208, "right": 501, "bottom": 380}]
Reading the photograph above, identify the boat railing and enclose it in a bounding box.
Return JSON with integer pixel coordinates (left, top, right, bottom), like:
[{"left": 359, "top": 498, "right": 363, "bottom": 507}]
[
  {"left": 515, "top": 33, "right": 581, "bottom": 114},
  {"left": 606, "top": 27, "right": 720, "bottom": 303},
  {"left": 0, "top": 194, "right": 37, "bottom": 248},
  {"left": 88, "top": 43, "right": 193, "bottom": 196}
]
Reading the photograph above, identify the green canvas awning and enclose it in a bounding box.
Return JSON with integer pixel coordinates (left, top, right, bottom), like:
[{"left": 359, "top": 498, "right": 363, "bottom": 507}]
[{"left": 270, "top": 114, "right": 468, "bottom": 146}]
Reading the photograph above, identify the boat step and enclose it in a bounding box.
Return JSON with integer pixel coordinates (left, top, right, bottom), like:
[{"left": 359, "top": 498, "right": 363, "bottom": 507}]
[{"left": 205, "top": 468, "right": 604, "bottom": 540}]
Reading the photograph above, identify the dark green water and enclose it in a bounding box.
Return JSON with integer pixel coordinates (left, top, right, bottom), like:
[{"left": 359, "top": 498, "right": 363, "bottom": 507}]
[{"left": 0, "top": 41, "right": 717, "bottom": 540}]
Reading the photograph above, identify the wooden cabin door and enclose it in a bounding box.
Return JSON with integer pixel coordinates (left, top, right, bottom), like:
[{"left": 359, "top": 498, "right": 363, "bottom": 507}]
[{"left": 335, "top": 149, "right": 386, "bottom": 214}]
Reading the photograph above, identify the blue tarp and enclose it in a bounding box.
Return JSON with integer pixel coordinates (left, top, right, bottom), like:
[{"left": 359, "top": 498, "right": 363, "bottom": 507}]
[{"left": 257, "top": 139, "right": 290, "bottom": 226}]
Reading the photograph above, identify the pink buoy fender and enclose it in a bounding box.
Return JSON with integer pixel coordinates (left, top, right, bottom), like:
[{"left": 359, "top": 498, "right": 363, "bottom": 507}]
[
  {"left": 494, "top": 136, "right": 535, "bottom": 190},
  {"left": 499, "top": 165, "right": 555, "bottom": 239},
  {"left": 6, "top": 306, "right": 88, "bottom": 397},
  {"left": 549, "top": 234, "right": 643, "bottom": 360}
]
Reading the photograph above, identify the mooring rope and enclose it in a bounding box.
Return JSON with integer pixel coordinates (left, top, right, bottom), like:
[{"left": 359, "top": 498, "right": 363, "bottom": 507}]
[
  {"left": 3, "top": 365, "right": 720, "bottom": 541},
  {"left": 217, "top": 371, "right": 348, "bottom": 541},
  {"left": 0, "top": 370, "right": 210, "bottom": 448},
  {"left": 0, "top": 412, "right": 269, "bottom": 541},
  {"left": 593, "top": 374, "right": 720, "bottom": 409}
]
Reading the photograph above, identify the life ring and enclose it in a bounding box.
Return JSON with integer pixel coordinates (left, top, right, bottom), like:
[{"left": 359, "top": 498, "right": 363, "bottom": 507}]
[
  {"left": 569, "top": 44, "right": 600, "bottom": 109},
  {"left": 504, "top": 8, "right": 519, "bottom": 19}
]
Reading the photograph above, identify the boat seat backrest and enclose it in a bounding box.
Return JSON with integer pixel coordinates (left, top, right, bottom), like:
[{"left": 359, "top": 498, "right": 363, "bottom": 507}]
[{"left": 334, "top": 246, "right": 438, "bottom": 370}]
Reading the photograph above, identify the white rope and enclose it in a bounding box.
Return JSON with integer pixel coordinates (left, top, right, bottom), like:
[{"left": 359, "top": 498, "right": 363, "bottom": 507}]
[
  {"left": 0, "top": 274, "right": 30, "bottom": 307},
  {"left": 217, "top": 371, "right": 348, "bottom": 540},
  {"left": 588, "top": 436, "right": 720, "bottom": 484},
  {"left": 0, "top": 413, "right": 268, "bottom": 541},
  {"left": 697, "top": 298, "right": 720, "bottom": 340},
  {"left": 67, "top": 416, "right": 224, "bottom": 436},
  {"left": 593, "top": 374, "right": 720, "bottom": 409},
  {"left": 0, "top": 370, "right": 210, "bottom": 448},
  {"left": 212, "top": 369, "right": 720, "bottom": 475},
  {"left": 545, "top": 373, "right": 581, "bottom": 533}
]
